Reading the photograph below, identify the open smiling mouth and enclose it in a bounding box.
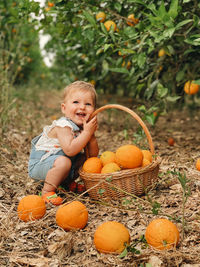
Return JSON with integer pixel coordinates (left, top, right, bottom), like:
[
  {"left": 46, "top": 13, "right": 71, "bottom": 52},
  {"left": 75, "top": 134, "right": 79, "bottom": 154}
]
[{"left": 76, "top": 113, "right": 86, "bottom": 118}]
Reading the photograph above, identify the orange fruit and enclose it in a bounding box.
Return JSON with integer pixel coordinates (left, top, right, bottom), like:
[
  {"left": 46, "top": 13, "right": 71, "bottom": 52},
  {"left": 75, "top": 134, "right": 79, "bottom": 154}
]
[
  {"left": 42, "top": 192, "right": 63, "bottom": 206},
  {"left": 17, "top": 195, "right": 46, "bottom": 222},
  {"left": 153, "top": 111, "right": 158, "bottom": 117},
  {"left": 142, "top": 150, "right": 152, "bottom": 162},
  {"left": 115, "top": 144, "right": 143, "bottom": 169},
  {"left": 89, "top": 80, "right": 96, "bottom": 86},
  {"left": 56, "top": 201, "right": 88, "bottom": 231},
  {"left": 196, "top": 158, "right": 200, "bottom": 171},
  {"left": 104, "top": 20, "right": 117, "bottom": 32},
  {"left": 94, "top": 221, "right": 130, "bottom": 254},
  {"left": 48, "top": 2, "right": 54, "bottom": 7},
  {"left": 145, "top": 218, "right": 179, "bottom": 250},
  {"left": 184, "top": 81, "right": 199, "bottom": 95},
  {"left": 126, "top": 14, "right": 139, "bottom": 26},
  {"left": 168, "top": 137, "right": 175, "bottom": 146},
  {"left": 96, "top": 12, "right": 106, "bottom": 22},
  {"left": 122, "top": 60, "right": 131, "bottom": 69},
  {"left": 158, "top": 49, "right": 165, "bottom": 57},
  {"left": 142, "top": 158, "right": 151, "bottom": 167},
  {"left": 82, "top": 157, "right": 102, "bottom": 173},
  {"left": 101, "top": 162, "right": 121, "bottom": 174},
  {"left": 100, "top": 151, "right": 116, "bottom": 166}
]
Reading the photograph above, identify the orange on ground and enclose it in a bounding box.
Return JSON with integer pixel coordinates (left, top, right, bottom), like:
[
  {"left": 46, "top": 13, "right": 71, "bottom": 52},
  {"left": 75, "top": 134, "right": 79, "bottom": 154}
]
[
  {"left": 56, "top": 201, "right": 88, "bottom": 231},
  {"left": 104, "top": 20, "right": 117, "bottom": 32},
  {"left": 142, "top": 158, "right": 151, "bottom": 167},
  {"left": 17, "top": 195, "right": 46, "bottom": 222},
  {"left": 168, "top": 137, "right": 175, "bottom": 146},
  {"left": 101, "top": 162, "right": 121, "bottom": 174},
  {"left": 142, "top": 150, "right": 152, "bottom": 162},
  {"left": 94, "top": 221, "right": 130, "bottom": 254},
  {"left": 82, "top": 157, "right": 102, "bottom": 173},
  {"left": 145, "top": 218, "right": 179, "bottom": 250},
  {"left": 42, "top": 192, "right": 62, "bottom": 206},
  {"left": 100, "top": 151, "right": 116, "bottom": 166},
  {"left": 196, "top": 158, "right": 200, "bottom": 171},
  {"left": 115, "top": 144, "right": 143, "bottom": 169},
  {"left": 158, "top": 49, "right": 165, "bottom": 57},
  {"left": 126, "top": 14, "right": 139, "bottom": 26},
  {"left": 96, "top": 11, "right": 106, "bottom": 22},
  {"left": 184, "top": 81, "right": 199, "bottom": 95}
]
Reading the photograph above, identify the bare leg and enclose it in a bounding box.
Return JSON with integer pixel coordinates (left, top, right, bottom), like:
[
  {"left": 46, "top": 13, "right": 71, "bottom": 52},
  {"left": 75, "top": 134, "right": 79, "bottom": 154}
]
[{"left": 42, "top": 156, "right": 71, "bottom": 196}]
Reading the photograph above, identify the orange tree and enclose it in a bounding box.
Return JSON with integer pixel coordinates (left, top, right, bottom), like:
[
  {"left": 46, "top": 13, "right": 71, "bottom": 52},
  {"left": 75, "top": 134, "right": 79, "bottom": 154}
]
[
  {"left": 0, "top": 0, "right": 46, "bottom": 133},
  {"left": 0, "top": 0, "right": 46, "bottom": 85},
  {"left": 41, "top": 0, "right": 200, "bottom": 113}
]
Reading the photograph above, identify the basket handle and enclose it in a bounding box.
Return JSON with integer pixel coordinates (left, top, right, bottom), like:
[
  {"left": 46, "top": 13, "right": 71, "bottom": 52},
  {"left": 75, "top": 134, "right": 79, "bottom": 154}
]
[{"left": 85, "top": 104, "right": 155, "bottom": 157}]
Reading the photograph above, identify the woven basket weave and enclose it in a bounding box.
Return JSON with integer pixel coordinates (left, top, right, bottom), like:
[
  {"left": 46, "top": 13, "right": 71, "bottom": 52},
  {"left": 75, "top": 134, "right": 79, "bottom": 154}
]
[{"left": 79, "top": 104, "right": 161, "bottom": 200}]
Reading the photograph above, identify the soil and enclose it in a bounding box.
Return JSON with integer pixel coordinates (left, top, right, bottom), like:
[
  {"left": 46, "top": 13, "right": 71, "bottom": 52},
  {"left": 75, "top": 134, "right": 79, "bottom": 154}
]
[{"left": 0, "top": 90, "right": 200, "bottom": 267}]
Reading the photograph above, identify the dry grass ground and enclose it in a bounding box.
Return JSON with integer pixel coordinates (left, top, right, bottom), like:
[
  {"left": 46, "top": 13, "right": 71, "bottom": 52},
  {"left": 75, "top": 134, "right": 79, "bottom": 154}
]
[{"left": 0, "top": 90, "right": 200, "bottom": 266}]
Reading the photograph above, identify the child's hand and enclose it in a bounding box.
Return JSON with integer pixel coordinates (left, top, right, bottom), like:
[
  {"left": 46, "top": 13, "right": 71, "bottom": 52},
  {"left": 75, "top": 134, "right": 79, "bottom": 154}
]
[{"left": 83, "top": 116, "right": 98, "bottom": 135}]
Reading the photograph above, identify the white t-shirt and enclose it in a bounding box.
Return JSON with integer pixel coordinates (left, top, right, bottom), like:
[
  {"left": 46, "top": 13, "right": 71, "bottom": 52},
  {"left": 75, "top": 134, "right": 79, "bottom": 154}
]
[{"left": 35, "top": 117, "right": 80, "bottom": 161}]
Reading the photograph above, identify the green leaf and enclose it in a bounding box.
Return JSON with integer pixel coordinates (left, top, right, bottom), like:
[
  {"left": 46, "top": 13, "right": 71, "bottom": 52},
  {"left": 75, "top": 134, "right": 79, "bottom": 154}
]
[
  {"left": 109, "top": 67, "right": 129, "bottom": 74},
  {"left": 104, "top": 44, "right": 113, "bottom": 52},
  {"left": 157, "top": 83, "right": 168, "bottom": 98},
  {"left": 193, "top": 79, "right": 200, "bottom": 85},
  {"left": 127, "top": 0, "right": 146, "bottom": 5},
  {"left": 114, "top": 2, "right": 122, "bottom": 13},
  {"left": 118, "top": 48, "right": 135, "bottom": 55},
  {"left": 185, "top": 35, "right": 200, "bottom": 46},
  {"left": 123, "top": 27, "right": 137, "bottom": 38},
  {"left": 176, "top": 19, "right": 193, "bottom": 30},
  {"left": 158, "top": 0, "right": 167, "bottom": 19},
  {"left": 176, "top": 70, "right": 185, "bottom": 82},
  {"left": 163, "top": 27, "right": 175, "bottom": 38},
  {"left": 137, "top": 53, "right": 146, "bottom": 68},
  {"left": 145, "top": 114, "right": 156, "bottom": 126},
  {"left": 83, "top": 11, "right": 96, "bottom": 27},
  {"left": 100, "top": 22, "right": 108, "bottom": 34},
  {"left": 98, "top": 188, "right": 105, "bottom": 195},
  {"left": 119, "top": 247, "right": 128, "bottom": 258},
  {"left": 166, "top": 96, "right": 181, "bottom": 102},
  {"left": 168, "top": 0, "right": 178, "bottom": 19}
]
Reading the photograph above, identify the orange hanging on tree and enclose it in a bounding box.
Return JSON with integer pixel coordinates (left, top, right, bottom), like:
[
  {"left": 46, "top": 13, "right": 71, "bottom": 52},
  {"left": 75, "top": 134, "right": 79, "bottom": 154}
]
[{"left": 184, "top": 81, "right": 199, "bottom": 95}]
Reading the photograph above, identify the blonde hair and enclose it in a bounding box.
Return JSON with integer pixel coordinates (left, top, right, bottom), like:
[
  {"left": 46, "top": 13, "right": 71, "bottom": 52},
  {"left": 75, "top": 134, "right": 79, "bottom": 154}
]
[{"left": 63, "top": 81, "right": 97, "bottom": 107}]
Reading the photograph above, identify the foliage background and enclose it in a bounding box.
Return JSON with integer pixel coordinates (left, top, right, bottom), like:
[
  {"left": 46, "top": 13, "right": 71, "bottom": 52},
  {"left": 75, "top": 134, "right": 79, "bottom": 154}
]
[{"left": 1, "top": 0, "right": 200, "bottom": 131}]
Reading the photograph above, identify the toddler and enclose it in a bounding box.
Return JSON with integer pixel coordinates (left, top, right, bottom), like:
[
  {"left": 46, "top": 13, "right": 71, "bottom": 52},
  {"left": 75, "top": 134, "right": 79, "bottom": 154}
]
[{"left": 28, "top": 81, "right": 99, "bottom": 205}]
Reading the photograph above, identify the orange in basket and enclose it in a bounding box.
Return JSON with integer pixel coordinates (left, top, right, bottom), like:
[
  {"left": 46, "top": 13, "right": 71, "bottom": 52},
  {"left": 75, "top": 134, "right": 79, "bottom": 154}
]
[
  {"left": 79, "top": 104, "right": 161, "bottom": 200},
  {"left": 100, "top": 151, "right": 116, "bottom": 166},
  {"left": 115, "top": 144, "right": 143, "bottom": 169},
  {"left": 101, "top": 162, "right": 121, "bottom": 174},
  {"left": 82, "top": 157, "right": 102, "bottom": 173}
]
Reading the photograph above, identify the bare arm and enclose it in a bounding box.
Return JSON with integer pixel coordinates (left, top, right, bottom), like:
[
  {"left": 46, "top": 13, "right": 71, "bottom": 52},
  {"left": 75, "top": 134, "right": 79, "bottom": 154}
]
[
  {"left": 55, "top": 116, "right": 98, "bottom": 157},
  {"left": 87, "top": 134, "right": 99, "bottom": 157}
]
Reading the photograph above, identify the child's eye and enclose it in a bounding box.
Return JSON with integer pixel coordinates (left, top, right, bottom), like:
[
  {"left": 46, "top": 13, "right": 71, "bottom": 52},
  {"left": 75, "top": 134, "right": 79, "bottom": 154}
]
[
  {"left": 73, "top": 101, "right": 79, "bottom": 104},
  {"left": 86, "top": 103, "right": 92, "bottom": 106}
]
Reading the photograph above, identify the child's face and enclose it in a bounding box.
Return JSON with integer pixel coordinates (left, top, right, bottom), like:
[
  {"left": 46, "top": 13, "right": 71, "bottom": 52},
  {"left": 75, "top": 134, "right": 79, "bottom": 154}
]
[{"left": 61, "top": 89, "right": 95, "bottom": 126}]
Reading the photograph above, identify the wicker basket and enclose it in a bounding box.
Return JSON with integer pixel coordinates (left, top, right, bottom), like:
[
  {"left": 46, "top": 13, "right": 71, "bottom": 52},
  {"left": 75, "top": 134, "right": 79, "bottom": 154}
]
[{"left": 79, "top": 104, "right": 161, "bottom": 200}]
